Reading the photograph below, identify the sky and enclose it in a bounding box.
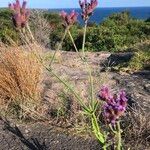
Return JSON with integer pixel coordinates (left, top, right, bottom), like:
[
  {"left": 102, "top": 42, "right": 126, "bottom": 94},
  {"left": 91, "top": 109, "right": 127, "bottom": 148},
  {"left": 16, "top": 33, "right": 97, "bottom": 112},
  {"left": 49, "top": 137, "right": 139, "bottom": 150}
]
[{"left": 0, "top": 0, "right": 150, "bottom": 8}]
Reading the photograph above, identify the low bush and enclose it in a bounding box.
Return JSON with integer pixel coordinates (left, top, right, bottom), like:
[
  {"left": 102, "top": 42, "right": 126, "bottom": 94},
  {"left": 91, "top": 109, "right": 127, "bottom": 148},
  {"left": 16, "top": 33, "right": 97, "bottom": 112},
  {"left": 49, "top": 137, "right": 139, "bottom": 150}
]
[
  {"left": 0, "top": 9, "right": 20, "bottom": 44},
  {"left": 115, "top": 41, "right": 150, "bottom": 71},
  {"left": 1, "top": 9, "right": 149, "bottom": 53},
  {"left": 84, "top": 12, "right": 150, "bottom": 52},
  {"left": 129, "top": 50, "right": 150, "bottom": 70},
  {"left": 51, "top": 11, "right": 150, "bottom": 52}
]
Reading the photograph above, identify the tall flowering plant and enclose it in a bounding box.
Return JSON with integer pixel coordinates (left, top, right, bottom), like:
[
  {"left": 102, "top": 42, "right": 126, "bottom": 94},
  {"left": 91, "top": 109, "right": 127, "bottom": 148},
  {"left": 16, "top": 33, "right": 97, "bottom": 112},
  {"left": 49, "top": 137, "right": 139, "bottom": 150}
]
[
  {"left": 8, "top": 0, "right": 128, "bottom": 149},
  {"left": 42, "top": 0, "right": 107, "bottom": 149},
  {"left": 9, "top": 0, "right": 30, "bottom": 28},
  {"left": 49, "top": 10, "right": 79, "bottom": 67},
  {"left": 79, "top": 0, "right": 98, "bottom": 57},
  {"left": 49, "top": 5, "right": 129, "bottom": 148},
  {"left": 58, "top": 1, "right": 108, "bottom": 149}
]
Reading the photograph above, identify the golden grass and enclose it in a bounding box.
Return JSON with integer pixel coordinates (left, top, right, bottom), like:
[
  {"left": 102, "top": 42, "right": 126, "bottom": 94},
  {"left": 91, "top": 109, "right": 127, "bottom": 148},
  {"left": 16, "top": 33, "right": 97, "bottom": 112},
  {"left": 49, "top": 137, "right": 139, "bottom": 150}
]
[{"left": 0, "top": 44, "right": 43, "bottom": 119}]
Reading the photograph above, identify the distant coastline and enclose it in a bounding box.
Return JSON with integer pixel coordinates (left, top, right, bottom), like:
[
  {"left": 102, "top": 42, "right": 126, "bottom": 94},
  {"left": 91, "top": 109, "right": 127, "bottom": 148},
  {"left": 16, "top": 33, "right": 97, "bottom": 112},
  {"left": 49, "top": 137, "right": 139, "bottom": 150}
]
[
  {"left": 48, "top": 7, "right": 150, "bottom": 24},
  {"left": 0, "top": 6, "right": 149, "bottom": 24}
]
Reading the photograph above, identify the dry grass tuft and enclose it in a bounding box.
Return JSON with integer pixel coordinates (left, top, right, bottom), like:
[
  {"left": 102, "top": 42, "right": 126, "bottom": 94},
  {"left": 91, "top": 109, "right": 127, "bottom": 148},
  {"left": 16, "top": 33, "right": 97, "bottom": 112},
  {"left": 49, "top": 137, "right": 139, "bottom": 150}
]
[
  {"left": 30, "top": 10, "right": 52, "bottom": 48},
  {"left": 0, "top": 45, "right": 43, "bottom": 119},
  {"left": 123, "top": 107, "right": 150, "bottom": 149}
]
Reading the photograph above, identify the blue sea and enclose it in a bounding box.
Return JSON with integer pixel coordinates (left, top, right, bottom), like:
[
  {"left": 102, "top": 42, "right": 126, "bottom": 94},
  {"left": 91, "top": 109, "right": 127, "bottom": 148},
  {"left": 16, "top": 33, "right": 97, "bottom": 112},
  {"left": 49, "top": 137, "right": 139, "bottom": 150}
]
[{"left": 49, "top": 7, "right": 150, "bottom": 24}]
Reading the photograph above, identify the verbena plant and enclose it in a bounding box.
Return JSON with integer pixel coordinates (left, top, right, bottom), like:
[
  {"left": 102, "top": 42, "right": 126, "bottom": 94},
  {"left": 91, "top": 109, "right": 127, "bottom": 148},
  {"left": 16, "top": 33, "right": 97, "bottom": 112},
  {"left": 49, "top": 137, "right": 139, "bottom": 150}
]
[{"left": 7, "top": 0, "right": 129, "bottom": 149}]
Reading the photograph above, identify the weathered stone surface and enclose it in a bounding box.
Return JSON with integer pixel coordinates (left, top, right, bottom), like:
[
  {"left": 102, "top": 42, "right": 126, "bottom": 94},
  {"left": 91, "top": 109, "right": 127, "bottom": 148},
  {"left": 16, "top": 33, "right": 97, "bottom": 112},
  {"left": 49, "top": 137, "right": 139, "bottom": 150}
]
[
  {"left": 0, "top": 51, "right": 149, "bottom": 150},
  {"left": 0, "top": 120, "right": 101, "bottom": 150},
  {"left": 105, "top": 52, "right": 134, "bottom": 66},
  {"left": 42, "top": 52, "right": 149, "bottom": 112}
]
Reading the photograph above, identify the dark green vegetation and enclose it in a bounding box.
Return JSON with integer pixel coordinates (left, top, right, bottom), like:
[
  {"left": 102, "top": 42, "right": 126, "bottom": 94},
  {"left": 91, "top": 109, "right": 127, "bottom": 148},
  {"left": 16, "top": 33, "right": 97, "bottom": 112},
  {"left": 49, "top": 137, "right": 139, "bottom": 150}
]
[
  {"left": 122, "top": 42, "right": 150, "bottom": 71},
  {"left": 47, "top": 11, "right": 150, "bottom": 53},
  {"left": 85, "top": 12, "right": 150, "bottom": 52},
  {"left": 0, "top": 9, "right": 150, "bottom": 70},
  {"left": 117, "top": 42, "right": 150, "bottom": 71},
  {"left": 0, "top": 9, "right": 19, "bottom": 44}
]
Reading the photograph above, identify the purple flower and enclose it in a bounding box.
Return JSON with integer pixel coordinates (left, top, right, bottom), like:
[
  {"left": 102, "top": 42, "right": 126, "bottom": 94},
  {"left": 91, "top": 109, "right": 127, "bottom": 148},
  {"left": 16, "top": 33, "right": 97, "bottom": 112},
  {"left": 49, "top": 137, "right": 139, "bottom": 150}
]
[
  {"left": 60, "top": 10, "right": 78, "bottom": 27},
  {"left": 9, "top": 0, "right": 30, "bottom": 28},
  {"left": 79, "top": 0, "right": 98, "bottom": 21},
  {"left": 118, "top": 90, "right": 128, "bottom": 107},
  {"left": 98, "top": 86, "right": 128, "bottom": 124},
  {"left": 98, "top": 86, "right": 111, "bottom": 102},
  {"left": 103, "top": 104, "right": 117, "bottom": 124}
]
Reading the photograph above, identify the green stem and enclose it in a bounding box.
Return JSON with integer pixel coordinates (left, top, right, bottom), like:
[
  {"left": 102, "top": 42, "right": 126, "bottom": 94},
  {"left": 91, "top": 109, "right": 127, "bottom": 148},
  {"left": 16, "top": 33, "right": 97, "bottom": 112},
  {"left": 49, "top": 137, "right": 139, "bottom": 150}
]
[
  {"left": 67, "top": 30, "right": 78, "bottom": 53},
  {"left": 82, "top": 60, "right": 95, "bottom": 109},
  {"left": 49, "top": 27, "right": 69, "bottom": 67},
  {"left": 117, "top": 121, "right": 122, "bottom": 150},
  {"left": 88, "top": 62, "right": 94, "bottom": 109},
  {"left": 82, "top": 20, "right": 94, "bottom": 109},
  {"left": 82, "top": 20, "right": 87, "bottom": 58},
  {"left": 31, "top": 47, "right": 91, "bottom": 114},
  {"left": 67, "top": 26, "right": 94, "bottom": 109},
  {"left": 109, "top": 124, "right": 117, "bottom": 134},
  {"left": 35, "top": 49, "right": 91, "bottom": 113},
  {"left": 45, "top": 67, "right": 90, "bottom": 113},
  {"left": 91, "top": 113, "right": 106, "bottom": 148},
  {"left": 103, "top": 145, "right": 107, "bottom": 150},
  {"left": 67, "top": 30, "right": 83, "bottom": 60}
]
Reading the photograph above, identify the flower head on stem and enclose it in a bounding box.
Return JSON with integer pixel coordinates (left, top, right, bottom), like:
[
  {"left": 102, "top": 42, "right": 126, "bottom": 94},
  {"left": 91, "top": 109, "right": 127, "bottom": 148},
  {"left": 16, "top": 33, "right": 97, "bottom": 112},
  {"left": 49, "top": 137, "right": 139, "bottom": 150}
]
[
  {"left": 79, "top": 0, "right": 98, "bottom": 22},
  {"left": 9, "top": 0, "right": 30, "bottom": 28},
  {"left": 60, "top": 10, "right": 78, "bottom": 27},
  {"left": 98, "top": 86, "right": 128, "bottom": 125}
]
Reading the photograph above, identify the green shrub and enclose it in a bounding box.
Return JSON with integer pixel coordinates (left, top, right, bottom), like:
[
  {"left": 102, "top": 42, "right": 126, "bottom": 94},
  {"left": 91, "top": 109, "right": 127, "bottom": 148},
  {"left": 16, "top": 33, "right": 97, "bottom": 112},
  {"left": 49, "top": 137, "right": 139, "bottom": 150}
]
[
  {"left": 0, "top": 9, "right": 149, "bottom": 52},
  {"left": 129, "top": 51, "right": 150, "bottom": 70},
  {"left": 116, "top": 42, "right": 150, "bottom": 71},
  {"left": 84, "top": 12, "right": 150, "bottom": 52},
  {"left": 57, "top": 11, "right": 149, "bottom": 52},
  {"left": 0, "top": 9, "right": 20, "bottom": 44},
  {"left": 128, "top": 43, "right": 150, "bottom": 70}
]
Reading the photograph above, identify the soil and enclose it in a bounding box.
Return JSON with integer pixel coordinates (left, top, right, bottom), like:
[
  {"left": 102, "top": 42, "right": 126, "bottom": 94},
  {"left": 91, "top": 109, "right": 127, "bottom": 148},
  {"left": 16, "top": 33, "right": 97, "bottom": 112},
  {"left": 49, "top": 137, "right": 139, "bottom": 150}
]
[{"left": 0, "top": 51, "right": 149, "bottom": 150}]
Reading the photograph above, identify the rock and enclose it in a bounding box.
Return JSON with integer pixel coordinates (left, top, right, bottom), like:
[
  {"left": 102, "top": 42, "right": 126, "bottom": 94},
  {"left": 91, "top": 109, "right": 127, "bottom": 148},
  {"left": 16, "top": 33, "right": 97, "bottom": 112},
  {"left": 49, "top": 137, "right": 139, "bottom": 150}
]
[
  {"left": 104, "top": 52, "right": 134, "bottom": 66},
  {"left": 144, "top": 83, "right": 150, "bottom": 93}
]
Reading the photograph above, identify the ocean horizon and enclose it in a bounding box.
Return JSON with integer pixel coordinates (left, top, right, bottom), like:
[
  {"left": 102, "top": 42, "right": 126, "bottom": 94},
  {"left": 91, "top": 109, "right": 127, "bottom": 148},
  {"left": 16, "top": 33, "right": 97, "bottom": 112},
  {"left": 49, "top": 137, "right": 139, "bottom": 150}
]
[{"left": 48, "top": 7, "right": 150, "bottom": 24}]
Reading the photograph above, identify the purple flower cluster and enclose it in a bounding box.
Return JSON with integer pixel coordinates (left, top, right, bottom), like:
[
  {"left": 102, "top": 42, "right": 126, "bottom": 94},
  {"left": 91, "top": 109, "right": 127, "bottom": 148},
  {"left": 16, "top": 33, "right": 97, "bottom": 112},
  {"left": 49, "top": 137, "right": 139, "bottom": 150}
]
[
  {"left": 79, "top": 0, "right": 98, "bottom": 21},
  {"left": 9, "top": 0, "right": 30, "bottom": 28},
  {"left": 98, "top": 86, "right": 128, "bottom": 124},
  {"left": 59, "top": 0, "right": 98, "bottom": 28},
  {"left": 60, "top": 10, "right": 78, "bottom": 27}
]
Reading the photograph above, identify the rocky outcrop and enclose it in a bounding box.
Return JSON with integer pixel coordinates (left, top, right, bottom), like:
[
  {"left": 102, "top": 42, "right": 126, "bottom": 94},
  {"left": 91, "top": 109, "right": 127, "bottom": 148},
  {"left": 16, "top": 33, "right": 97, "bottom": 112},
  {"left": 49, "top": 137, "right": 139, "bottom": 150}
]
[{"left": 0, "top": 51, "right": 149, "bottom": 150}]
